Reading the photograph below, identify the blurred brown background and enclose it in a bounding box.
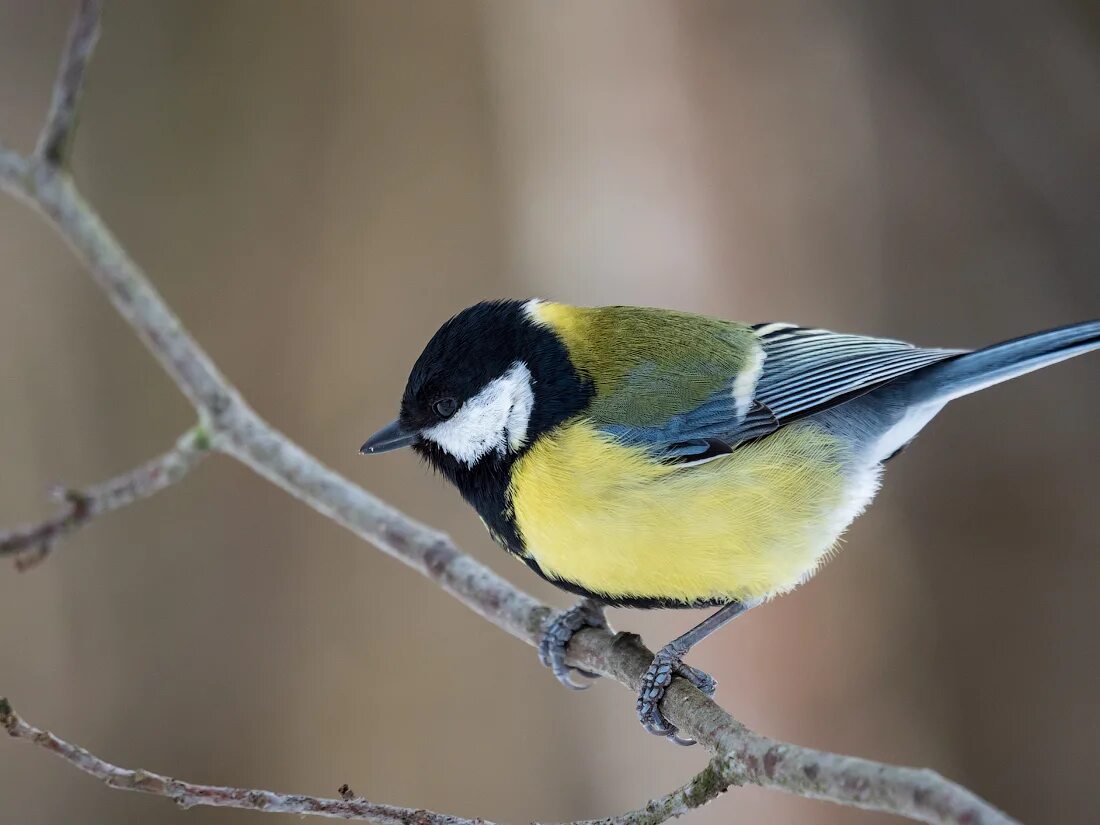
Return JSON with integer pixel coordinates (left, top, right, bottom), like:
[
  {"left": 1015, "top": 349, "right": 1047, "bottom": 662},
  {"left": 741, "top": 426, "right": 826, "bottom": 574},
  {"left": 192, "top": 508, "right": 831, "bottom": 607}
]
[{"left": 1, "top": 2, "right": 1098, "bottom": 824}]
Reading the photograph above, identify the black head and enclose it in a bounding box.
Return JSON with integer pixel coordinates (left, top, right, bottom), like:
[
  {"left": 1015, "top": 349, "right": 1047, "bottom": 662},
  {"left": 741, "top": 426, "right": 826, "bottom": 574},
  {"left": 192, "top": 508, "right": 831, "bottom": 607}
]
[{"left": 361, "top": 300, "right": 592, "bottom": 484}]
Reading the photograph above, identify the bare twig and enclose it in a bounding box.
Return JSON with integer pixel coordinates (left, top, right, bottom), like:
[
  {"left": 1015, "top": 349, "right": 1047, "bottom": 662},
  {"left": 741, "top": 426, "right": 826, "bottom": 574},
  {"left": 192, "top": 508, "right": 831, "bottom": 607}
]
[
  {"left": 0, "top": 5, "right": 1022, "bottom": 825},
  {"left": 0, "top": 698, "right": 490, "bottom": 825},
  {"left": 0, "top": 141, "right": 29, "bottom": 188},
  {"left": 568, "top": 756, "right": 739, "bottom": 825},
  {"left": 0, "top": 426, "right": 209, "bottom": 569},
  {"left": 35, "top": 0, "right": 103, "bottom": 166},
  {"left": 1, "top": 697, "right": 736, "bottom": 825}
]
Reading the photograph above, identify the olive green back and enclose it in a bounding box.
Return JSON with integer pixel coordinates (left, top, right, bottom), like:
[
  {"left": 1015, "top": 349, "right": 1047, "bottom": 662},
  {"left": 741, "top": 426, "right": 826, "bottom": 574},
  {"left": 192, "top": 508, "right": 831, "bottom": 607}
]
[{"left": 539, "top": 304, "right": 756, "bottom": 428}]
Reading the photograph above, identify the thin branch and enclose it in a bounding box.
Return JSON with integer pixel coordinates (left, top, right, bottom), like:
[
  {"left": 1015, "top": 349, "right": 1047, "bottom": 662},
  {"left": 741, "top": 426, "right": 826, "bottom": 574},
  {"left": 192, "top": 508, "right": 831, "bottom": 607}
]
[
  {"left": 0, "top": 426, "right": 209, "bottom": 569},
  {"left": 0, "top": 5, "right": 1023, "bottom": 825},
  {"left": 1, "top": 697, "right": 728, "bottom": 825},
  {"left": 567, "top": 757, "right": 739, "bottom": 825},
  {"left": 0, "top": 141, "right": 30, "bottom": 189},
  {"left": 0, "top": 698, "right": 491, "bottom": 825},
  {"left": 35, "top": 0, "right": 103, "bottom": 166}
]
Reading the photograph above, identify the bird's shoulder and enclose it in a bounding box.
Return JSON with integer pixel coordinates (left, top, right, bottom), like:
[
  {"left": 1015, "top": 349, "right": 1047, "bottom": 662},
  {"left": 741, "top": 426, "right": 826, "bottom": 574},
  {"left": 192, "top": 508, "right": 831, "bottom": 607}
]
[{"left": 527, "top": 301, "right": 760, "bottom": 428}]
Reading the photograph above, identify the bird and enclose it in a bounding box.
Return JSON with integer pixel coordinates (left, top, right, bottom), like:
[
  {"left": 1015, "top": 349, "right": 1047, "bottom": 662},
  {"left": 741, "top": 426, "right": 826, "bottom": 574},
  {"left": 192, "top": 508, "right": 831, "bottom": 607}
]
[{"left": 360, "top": 299, "right": 1099, "bottom": 743}]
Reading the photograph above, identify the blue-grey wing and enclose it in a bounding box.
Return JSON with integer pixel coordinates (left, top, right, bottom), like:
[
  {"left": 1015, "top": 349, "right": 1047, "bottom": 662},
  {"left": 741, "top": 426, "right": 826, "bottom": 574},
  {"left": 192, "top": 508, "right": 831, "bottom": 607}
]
[
  {"left": 751, "top": 324, "right": 964, "bottom": 422},
  {"left": 598, "top": 323, "right": 964, "bottom": 463}
]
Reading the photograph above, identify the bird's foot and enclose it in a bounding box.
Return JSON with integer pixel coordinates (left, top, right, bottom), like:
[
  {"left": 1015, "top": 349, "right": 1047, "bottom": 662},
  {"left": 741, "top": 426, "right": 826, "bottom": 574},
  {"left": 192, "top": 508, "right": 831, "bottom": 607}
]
[
  {"left": 538, "top": 599, "right": 607, "bottom": 690},
  {"left": 636, "top": 647, "right": 716, "bottom": 745}
]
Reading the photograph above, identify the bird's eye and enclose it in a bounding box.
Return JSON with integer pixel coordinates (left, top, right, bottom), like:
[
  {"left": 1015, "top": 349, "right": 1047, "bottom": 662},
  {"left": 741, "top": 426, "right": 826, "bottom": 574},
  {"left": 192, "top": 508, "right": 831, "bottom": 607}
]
[{"left": 432, "top": 397, "right": 458, "bottom": 419}]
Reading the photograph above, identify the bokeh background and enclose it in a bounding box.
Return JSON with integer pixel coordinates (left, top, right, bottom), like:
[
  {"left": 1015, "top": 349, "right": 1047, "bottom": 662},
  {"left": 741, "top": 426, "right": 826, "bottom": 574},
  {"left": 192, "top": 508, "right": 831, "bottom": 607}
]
[{"left": 2, "top": 2, "right": 1099, "bottom": 823}]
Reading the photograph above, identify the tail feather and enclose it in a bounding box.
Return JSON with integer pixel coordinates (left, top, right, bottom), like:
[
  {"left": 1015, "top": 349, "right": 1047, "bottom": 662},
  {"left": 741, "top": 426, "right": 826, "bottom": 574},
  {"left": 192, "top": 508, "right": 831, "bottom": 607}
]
[{"left": 899, "top": 319, "right": 1100, "bottom": 406}]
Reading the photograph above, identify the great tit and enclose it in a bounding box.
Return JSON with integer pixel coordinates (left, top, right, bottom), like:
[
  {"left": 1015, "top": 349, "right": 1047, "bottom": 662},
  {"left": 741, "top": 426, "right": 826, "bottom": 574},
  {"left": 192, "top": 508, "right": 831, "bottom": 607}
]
[{"left": 362, "top": 299, "right": 1099, "bottom": 743}]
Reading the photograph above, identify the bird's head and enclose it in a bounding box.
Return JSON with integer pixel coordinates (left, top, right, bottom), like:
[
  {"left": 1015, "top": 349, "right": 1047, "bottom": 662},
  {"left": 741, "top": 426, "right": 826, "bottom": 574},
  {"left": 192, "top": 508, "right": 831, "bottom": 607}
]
[{"left": 361, "top": 300, "right": 591, "bottom": 476}]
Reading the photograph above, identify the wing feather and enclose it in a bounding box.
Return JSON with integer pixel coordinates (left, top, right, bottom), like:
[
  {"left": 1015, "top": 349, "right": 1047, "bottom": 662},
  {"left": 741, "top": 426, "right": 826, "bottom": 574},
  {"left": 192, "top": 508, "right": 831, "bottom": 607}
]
[
  {"left": 595, "top": 323, "right": 964, "bottom": 463},
  {"left": 754, "top": 327, "right": 964, "bottom": 421}
]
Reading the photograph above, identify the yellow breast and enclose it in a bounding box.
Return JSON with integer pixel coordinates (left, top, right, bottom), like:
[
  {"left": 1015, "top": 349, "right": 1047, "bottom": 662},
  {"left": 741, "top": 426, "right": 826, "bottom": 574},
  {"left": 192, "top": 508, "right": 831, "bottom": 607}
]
[{"left": 508, "top": 420, "right": 868, "bottom": 604}]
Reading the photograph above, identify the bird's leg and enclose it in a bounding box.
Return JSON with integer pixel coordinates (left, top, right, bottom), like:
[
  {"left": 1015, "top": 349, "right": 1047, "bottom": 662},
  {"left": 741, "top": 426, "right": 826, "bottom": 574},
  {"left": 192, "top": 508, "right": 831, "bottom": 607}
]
[
  {"left": 637, "top": 600, "right": 751, "bottom": 745},
  {"left": 538, "top": 597, "right": 608, "bottom": 690}
]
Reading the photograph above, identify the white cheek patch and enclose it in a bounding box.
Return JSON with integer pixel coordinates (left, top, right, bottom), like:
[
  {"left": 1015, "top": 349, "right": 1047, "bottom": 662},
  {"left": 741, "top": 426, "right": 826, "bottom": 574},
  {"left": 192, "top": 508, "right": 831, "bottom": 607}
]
[
  {"left": 422, "top": 362, "right": 535, "bottom": 466},
  {"left": 504, "top": 364, "right": 535, "bottom": 450}
]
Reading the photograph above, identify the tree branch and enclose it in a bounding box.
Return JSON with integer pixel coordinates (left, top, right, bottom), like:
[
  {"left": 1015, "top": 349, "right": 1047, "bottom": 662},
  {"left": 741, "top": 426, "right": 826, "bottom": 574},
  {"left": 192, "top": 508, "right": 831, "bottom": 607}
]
[
  {"left": 0, "top": 698, "right": 491, "bottom": 825},
  {"left": 0, "top": 141, "right": 30, "bottom": 191},
  {"left": 0, "top": 5, "right": 1022, "bottom": 825},
  {"left": 569, "top": 756, "right": 739, "bottom": 825},
  {"left": 0, "top": 697, "right": 731, "bottom": 825},
  {"left": 0, "top": 426, "right": 209, "bottom": 570},
  {"left": 35, "top": 0, "right": 103, "bottom": 166}
]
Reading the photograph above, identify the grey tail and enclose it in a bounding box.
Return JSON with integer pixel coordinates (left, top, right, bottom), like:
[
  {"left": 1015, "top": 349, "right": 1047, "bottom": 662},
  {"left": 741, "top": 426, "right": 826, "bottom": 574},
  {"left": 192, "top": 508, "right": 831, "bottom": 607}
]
[{"left": 898, "top": 319, "right": 1100, "bottom": 407}]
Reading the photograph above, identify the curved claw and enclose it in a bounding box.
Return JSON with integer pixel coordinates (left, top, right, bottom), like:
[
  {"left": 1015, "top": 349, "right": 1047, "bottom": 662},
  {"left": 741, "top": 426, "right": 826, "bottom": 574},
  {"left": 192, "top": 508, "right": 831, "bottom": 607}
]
[
  {"left": 552, "top": 657, "right": 595, "bottom": 690},
  {"left": 635, "top": 649, "right": 716, "bottom": 746},
  {"left": 641, "top": 716, "right": 675, "bottom": 737},
  {"left": 667, "top": 732, "right": 697, "bottom": 746},
  {"left": 638, "top": 702, "right": 678, "bottom": 738},
  {"left": 543, "top": 632, "right": 596, "bottom": 690},
  {"left": 537, "top": 636, "right": 553, "bottom": 669},
  {"left": 537, "top": 599, "right": 607, "bottom": 690}
]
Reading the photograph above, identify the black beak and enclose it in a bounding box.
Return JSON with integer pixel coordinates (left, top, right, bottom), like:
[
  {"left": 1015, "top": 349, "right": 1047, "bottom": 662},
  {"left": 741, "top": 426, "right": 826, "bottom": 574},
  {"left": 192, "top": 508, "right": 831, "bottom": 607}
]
[{"left": 360, "top": 419, "right": 417, "bottom": 454}]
